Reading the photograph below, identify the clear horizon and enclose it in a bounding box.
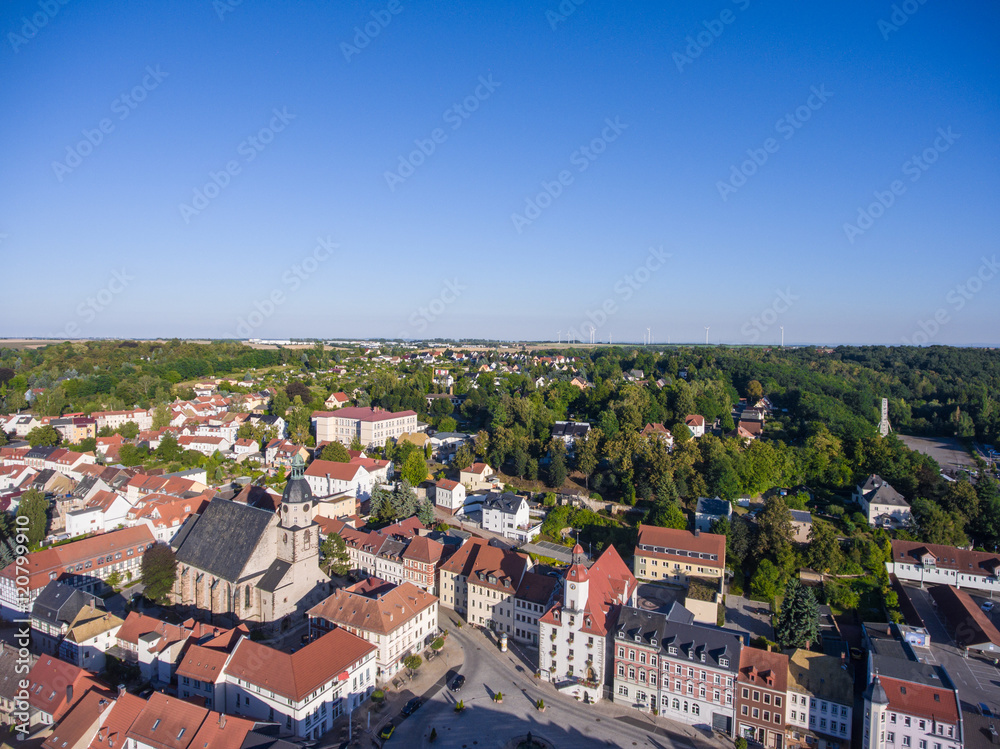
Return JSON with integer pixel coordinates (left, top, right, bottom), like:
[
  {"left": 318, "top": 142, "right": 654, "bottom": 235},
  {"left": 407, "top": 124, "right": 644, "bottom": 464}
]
[{"left": 2, "top": 1, "right": 998, "bottom": 345}]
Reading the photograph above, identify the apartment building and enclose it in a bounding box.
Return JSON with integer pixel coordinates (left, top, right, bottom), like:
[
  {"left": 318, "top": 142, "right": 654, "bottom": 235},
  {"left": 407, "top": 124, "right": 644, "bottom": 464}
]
[
  {"left": 736, "top": 646, "right": 789, "bottom": 749},
  {"left": 633, "top": 525, "right": 726, "bottom": 584},
  {"left": 308, "top": 578, "right": 438, "bottom": 683},
  {"left": 887, "top": 539, "right": 1000, "bottom": 593},
  {"left": 613, "top": 603, "right": 742, "bottom": 734},
  {"left": 786, "top": 649, "right": 854, "bottom": 749}
]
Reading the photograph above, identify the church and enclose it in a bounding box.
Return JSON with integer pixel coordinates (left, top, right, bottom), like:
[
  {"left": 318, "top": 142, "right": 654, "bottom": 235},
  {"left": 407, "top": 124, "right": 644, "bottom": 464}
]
[{"left": 171, "top": 455, "right": 329, "bottom": 631}]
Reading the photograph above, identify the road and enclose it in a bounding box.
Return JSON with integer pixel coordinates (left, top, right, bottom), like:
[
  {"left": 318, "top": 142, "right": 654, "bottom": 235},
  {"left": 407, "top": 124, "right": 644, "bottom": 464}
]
[
  {"left": 901, "top": 583, "right": 1000, "bottom": 711},
  {"left": 384, "top": 614, "right": 728, "bottom": 749}
]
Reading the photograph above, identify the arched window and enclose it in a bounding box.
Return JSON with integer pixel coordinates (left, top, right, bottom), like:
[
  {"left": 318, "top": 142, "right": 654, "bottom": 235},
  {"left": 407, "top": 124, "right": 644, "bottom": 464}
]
[{"left": 245, "top": 584, "right": 251, "bottom": 609}]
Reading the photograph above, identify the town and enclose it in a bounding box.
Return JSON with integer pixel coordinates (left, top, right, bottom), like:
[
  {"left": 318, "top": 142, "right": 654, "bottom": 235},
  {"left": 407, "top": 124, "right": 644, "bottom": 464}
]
[{"left": 0, "top": 340, "right": 998, "bottom": 749}]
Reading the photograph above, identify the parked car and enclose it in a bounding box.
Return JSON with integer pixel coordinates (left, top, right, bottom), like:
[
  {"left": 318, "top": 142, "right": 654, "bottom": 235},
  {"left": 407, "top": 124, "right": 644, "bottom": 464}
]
[
  {"left": 401, "top": 697, "right": 422, "bottom": 716},
  {"left": 449, "top": 674, "right": 466, "bottom": 692},
  {"left": 980, "top": 703, "right": 993, "bottom": 717},
  {"left": 983, "top": 601, "right": 995, "bottom": 613},
  {"left": 379, "top": 721, "right": 395, "bottom": 740}
]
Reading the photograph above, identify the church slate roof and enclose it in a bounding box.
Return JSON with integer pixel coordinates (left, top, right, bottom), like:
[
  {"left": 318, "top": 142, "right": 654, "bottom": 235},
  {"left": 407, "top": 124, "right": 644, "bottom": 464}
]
[
  {"left": 256, "top": 559, "right": 292, "bottom": 593},
  {"left": 174, "top": 498, "right": 274, "bottom": 583}
]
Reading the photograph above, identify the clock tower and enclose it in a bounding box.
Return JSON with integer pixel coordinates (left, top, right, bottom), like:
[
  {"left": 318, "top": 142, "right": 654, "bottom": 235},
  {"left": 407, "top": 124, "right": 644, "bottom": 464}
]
[
  {"left": 277, "top": 454, "right": 319, "bottom": 564},
  {"left": 564, "top": 543, "right": 590, "bottom": 612}
]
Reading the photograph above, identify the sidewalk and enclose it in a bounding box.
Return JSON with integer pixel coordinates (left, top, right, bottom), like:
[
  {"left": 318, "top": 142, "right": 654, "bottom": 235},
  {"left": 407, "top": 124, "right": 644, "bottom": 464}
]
[{"left": 319, "top": 632, "right": 464, "bottom": 748}]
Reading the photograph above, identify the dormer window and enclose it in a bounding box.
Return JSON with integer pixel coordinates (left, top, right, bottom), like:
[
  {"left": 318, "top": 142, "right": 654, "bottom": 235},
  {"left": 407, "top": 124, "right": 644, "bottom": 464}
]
[
  {"left": 719, "top": 657, "right": 729, "bottom": 667},
  {"left": 635, "top": 635, "right": 641, "bottom": 642}
]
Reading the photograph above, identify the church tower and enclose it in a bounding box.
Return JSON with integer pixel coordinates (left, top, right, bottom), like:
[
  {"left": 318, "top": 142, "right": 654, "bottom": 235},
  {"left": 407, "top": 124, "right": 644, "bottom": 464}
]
[
  {"left": 277, "top": 454, "right": 319, "bottom": 564},
  {"left": 564, "top": 543, "right": 590, "bottom": 613}
]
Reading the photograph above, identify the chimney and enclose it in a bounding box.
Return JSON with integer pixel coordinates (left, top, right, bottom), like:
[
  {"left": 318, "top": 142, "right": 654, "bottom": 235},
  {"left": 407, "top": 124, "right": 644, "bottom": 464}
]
[
  {"left": 693, "top": 529, "right": 700, "bottom": 537},
  {"left": 218, "top": 713, "right": 226, "bottom": 728},
  {"left": 67, "top": 684, "right": 74, "bottom": 703},
  {"left": 118, "top": 684, "right": 126, "bottom": 698}
]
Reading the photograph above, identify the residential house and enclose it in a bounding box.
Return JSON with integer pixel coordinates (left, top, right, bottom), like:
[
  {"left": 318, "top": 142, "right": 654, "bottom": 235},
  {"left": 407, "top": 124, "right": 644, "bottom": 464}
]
[
  {"left": 786, "top": 649, "right": 854, "bottom": 749},
  {"left": 633, "top": 525, "right": 726, "bottom": 584},
  {"left": 685, "top": 415, "right": 706, "bottom": 438},
  {"left": 308, "top": 578, "right": 438, "bottom": 683},
  {"left": 552, "top": 421, "right": 591, "bottom": 452},
  {"left": 790, "top": 511, "right": 813, "bottom": 544},
  {"left": 538, "top": 544, "right": 638, "bottom": 703},
  {"left": 459, "top": 462, "right": 495, "bottom": 491},
  {"left": 57, "top": 604, "right": 124, "bottom": 673},
  {"left": 434, "top": 479, "right": 466, "bottom": 514},
  {"left": 481, "top": 492, "right": 540, "bottom": 542},
  {"left": 855, "top": 475, "right": 912, "bottom": 528},
  {"left": 402, "top": 535, "right": 445, "bottom": 594},
  {"left": 736, "top": 646, "right": 788, "bottom": 748},
  {"left": 324, "top": 392, "right": 349, "bottom": 409},
  {"left": 25, "top": 655, "right": 108, "bottom": 733},
  {"left": 640, "top": 423, "right": 674, "bottom": 450},
  {"left": 126, "top": 692, "right": 255, "bottom": 749},
  {"left": 30, "top": 582, "right": 93, "bottom": 656},
  {"left": 695, "top": 497, "right": 732, "bottom": 533},
  {"left": 303, "top": 459, "right": 374, "bottom": 500}
]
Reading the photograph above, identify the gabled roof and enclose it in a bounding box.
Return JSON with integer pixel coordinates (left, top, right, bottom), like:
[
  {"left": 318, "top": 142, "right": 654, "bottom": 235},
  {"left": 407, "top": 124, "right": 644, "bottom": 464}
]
[
  {"left": 615, "top": 605, "right": 743, "bottom": 673},
  {"left": 738, "top": 646, "right": 789, "bottom": 691},
  {"left": 304, "top": 459, "right": 366, "bottom": 482},
  {"left": 878, "top": 675, "right": 959, "bottom": 722},
  {"left": 31, "top": 581, "right": 91, "bottom": 627},
  {"left": 891, "top": 539, "right": 1000, "bottom": 576},
  {"left": 173, "top": 498, "right": 274, "bottom": 583},
  {"left": 634, "top": 524, "right": 726, "bottom": 568},
  {"left": 307, "top": 579, "right": 438, "bottom": 636},
  {"left": 224, "top": 628, "right": 375, "bottom": 701},
  {"left": 859, "top": 474, "right": 908, "bottom": 507},
  {"left": 402, "top": 535, "right": 444, "bottom": 565},
  {"left": 540, "top": 544, "right": 637, "bottom": 636}
]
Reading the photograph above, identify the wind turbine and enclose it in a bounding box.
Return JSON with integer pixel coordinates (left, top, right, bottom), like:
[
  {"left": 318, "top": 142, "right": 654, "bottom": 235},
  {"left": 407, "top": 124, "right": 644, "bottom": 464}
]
[
  {"left": 557, "top": 330, "right": 561, "bottom": 344},
  {"left": 704, "top": 326, "right": 710, "bottom": 345},
  {"left": 647, "top": 327, "right": 651, "bottom": 346},
  {"left": 780, "top": 326, "right": 784, "bottom": 348}
]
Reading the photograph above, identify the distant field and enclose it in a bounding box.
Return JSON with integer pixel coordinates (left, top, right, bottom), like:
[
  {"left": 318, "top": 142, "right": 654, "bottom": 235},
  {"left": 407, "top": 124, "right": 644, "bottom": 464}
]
[{"left": 898, "top": 434, "right": 977, "bottom": 470}]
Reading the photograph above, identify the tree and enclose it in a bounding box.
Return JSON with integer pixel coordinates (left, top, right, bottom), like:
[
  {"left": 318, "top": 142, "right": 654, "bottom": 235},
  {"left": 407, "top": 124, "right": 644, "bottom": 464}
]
[
  {"left": 648, "top": 501, "right": 687, "bottom": 530},
  {"left": 757, "top": 495, "right": 793, "bottom": 559},
  {"left": 320, "top": 442, "right": 351, "bottom": 462},
  {"left": 16, "top": 488, "right": 49, "bottom": 548},
  {"left": 417, "top": 499, "right": 435, "bottom": 526},
  {"left": 806, "top": 519, "right": 843, "bottom": 574},
  {"left": 912, "top": 498, "right": 968, "bottom": 547},
  {"left": 285, "top": 381, "right": 311, "bottom": 402},
  {"left": 320, "top": 532, "right": 351, "bottom": 576},
  {"left": 547, "top": 453, "right": 567, "bottom": 489},
  {"left": 117, "top": 421, "right": 140, "bottom": 439},
  {"left": 141, "top": 543, "right": 178, "bottom": 602},
  {"left": 350, "top": 436, "right": 364, "bottom": 452},
  {"left": 749, "top": 559, "right": 781, "bottom": 601},
  {"left": 401, "top": 451, "right": 428, "bottom": 487},
  {"left": 27, "top": 425, "right": 60, "bottom": 447},
  {"left": 775, "top": 578, "right": 820, "bottom": 649},
  {"left": 746, "top": 380, "right": 763, "bottom": 403},
  {"left": 404, "top": 654, "right": 422, "bottom": 675},
  {"left": 671, "top": 422, "right": 692, "bottom": 445},
  {"left": 453, "top": 443, "right": 474, "bottom": 470},
  {"left": 575, "top": 428, "right": 602, "bottom": 489}
]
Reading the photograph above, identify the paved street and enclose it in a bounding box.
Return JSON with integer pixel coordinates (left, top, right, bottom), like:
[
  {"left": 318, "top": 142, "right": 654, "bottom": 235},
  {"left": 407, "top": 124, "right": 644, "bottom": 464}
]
[
  {"left": 900, "top": 583, "right": 1000, "bottom": 711},
  {"left": 377, "top": 611, "right": 732, "bottom": 749}
]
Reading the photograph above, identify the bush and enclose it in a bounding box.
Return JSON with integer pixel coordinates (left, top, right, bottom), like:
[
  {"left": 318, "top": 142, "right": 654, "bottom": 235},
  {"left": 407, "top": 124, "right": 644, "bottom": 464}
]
[
  {"left": 431, "top": 637, "right": 445, "bottom": 651},
  {"left": 736, "top": 737, "right": 748, "bottom": 749},
  {"left": 372, "top": 689, "right": 385, "bottom": 703},
  {"left": 536, "top": 698, "right": 545, "bottom": 710},
  {"left": 454, "top": 700, "right": 465, "bottom": 713}
]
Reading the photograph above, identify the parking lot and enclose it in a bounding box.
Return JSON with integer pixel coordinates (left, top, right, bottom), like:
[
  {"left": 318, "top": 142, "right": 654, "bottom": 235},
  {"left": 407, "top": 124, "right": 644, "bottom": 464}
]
[
  {"left": 724, "top": 595, "right": 774, "bottom": 641},
  {"left": 900, "top": 583, "right": 1000, "bottom": 711}
]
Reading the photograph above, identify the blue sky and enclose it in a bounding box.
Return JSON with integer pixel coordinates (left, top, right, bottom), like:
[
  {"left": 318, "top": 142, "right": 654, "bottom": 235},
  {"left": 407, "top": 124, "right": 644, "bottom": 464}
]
[{"left": 1, "top": 0, "right": 998, "bottom": 345}]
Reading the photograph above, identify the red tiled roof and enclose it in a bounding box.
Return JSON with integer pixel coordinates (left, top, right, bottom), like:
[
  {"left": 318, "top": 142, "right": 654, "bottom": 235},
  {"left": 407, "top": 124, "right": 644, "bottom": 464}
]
[
  {"left": 684, "top": 415, "right": 705, "bottom": 427},
  {"left": 879, "top": 675, "right": 959, "bottom": 722},
  {"left": 634, "top": 524, "right": 725, "bottom": 569},
  {"left": 738, "top": 646, "right": 789, "bottom": 691},
  {"left": 436, "top": 479, "right": 460, "bottom": 490},
  {"left": 402, "top": 535, "right": 444, "bottom": 565},
  {"left": 539, "top": 544, "right": 636, "bottom": 636},
  {"left": 891, "top": 539, "right": 1000, "bottom": 577},
  {"left": 308, "top": 580, "right": 438, "bottom": 636},
  {"left": 175, "top": 643, "right": 229, "bottom": 682},
  {"left": 311, "top": 407, "right": 417, "bottom": 422},
  {"left": 305, "top": 459, "right": 366, "bottom": 481},
  {"left": 224, "top": 628, "right": 375, "bottom": 701},
  {"left": 87, "top": 693, "right": 145, "bottom": 749}
]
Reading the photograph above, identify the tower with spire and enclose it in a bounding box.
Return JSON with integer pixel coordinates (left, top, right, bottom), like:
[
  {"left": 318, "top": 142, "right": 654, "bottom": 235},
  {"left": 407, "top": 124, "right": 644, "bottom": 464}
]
[
  {"left": 863, "top": 674, "right": 889, "bottom": 749},
  {"left": 277, "top": 454, "right": 319, "bottom": 564},
  {"left": 564, "top": 544, "right": 590, "bottom": 612}
]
